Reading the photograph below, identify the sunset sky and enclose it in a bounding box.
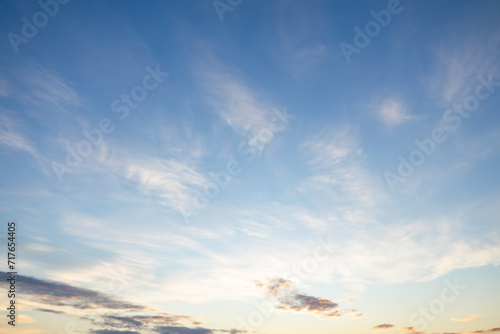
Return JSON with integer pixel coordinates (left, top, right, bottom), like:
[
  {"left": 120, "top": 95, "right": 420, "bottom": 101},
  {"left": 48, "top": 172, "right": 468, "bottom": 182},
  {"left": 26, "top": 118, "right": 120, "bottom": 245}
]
[{"left": 1, "top": 1, "right": 500, "bottom": 334}]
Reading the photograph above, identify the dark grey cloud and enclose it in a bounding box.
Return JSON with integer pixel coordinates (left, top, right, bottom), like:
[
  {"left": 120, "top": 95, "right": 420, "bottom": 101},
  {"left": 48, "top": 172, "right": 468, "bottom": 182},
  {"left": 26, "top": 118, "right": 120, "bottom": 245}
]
[
  {"left": 372, "top": 324, "right": 394, "bottom": 330},
  {"left": 399, "top": 327, "right": 416, "bottom": 332},
  {"left": 154, "top": 326, "right": 213, "bottom": 334},
  {"left": 152, "top": 326, "right": 248, "bottom": 334},
  {"left": 0, "top": 271, "right": 143, "bottom": 310},
  {"left": 446, "top": 328, "right": 500, "bottom": 334},
  {"left": 397, "top": 325, "right": 500, "bottom": 334},
  {"left": 34, "top": 307, "right": 65, "bottom": 314},
  {"left": 91, "top": 318, "right": 225, "bottom": 334},
  {"left": 100, "top": 315, "right": 144, "bottom": 328},
  {"left": 279, "top": 293, "right": 339, "bottom": 313},
  {"left": 0, "top": 272, "right": 250, "bottom": 334},
  {"left": 97, "top": 314, "right": 191, "bottom": 329},
  {"left": 91, "top": 330, "right": 140, "bottom": 334},
  {"left": 254, "top": 277, "right": 362, "bottom": 318},
  {"left": 253, "top": 277, "right": 294, "bottom": 296},
  {"left": 472, "top": 329, "right": 500, "bottom": 333}
]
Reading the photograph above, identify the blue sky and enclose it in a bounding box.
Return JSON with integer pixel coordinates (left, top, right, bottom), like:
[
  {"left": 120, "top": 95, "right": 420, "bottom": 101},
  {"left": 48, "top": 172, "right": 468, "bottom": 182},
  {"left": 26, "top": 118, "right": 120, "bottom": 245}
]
[{"left": 1, "top": 0, "right": 500, "bottom": 333}]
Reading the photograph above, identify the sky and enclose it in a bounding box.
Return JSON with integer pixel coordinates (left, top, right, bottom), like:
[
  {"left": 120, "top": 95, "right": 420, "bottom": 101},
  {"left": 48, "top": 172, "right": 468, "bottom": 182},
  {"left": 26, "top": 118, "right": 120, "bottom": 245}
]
[{"left": 1, "top": 0, "right": 500, "bottom": 333}]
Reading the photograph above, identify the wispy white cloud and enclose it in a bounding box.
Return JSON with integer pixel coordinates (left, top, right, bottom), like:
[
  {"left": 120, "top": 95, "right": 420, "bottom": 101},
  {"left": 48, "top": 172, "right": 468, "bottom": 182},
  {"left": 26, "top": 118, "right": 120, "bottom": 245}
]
[
  {"left": 51, "top": 203, "right": 329, "bottom": 304},
  {"left": 238, "top": 219, "right": 273, "bottom": 238},
  {"left": 280, "top": 43, "right": 328, "bottom": 79},
  {"left": 296, "top": 213, "right": 329, "bottom": 231},
  {"left": 301, "top": 126, "right": 360, "bottom": 169},
  {"left": 191, "top": 39, "right": 289, "bottom": 155},
  {"left": 376, "top": 98, "right": 420, "bottom": 128},
  {"left": 326, "top": 215, "right": 500, "bottom": 288},
  {"left": 21, "top": 66, "right": 81, "bottom": 110},
  {"left": 300, "top": 125, "right": 387, "bottom": 209},
  {"left": 0, "top": 111, "right": 42, "bottom": 166},
  {"left": 124, "top": 157, "right": 208, "bottom": 213},
  {"left": 453, "top": 129, "right": 500, "bottom": 167},
  {"left": 427, "top": 24, "right": 500, "bottom": 104},
  {"left": 49, "top": 126, "right": 208, "bottom": 214},
  {"left": 395, "top": 129, "right": 500, "bottom": 197},
  {"left": 0, "top": 76, "right": 9, "bottom": 97},
  {"left": 273, "top": 0, "right": 331, "bottom": 78},
  {"left": 202, "top": 72, "right": 278, "bottom": 141}
]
